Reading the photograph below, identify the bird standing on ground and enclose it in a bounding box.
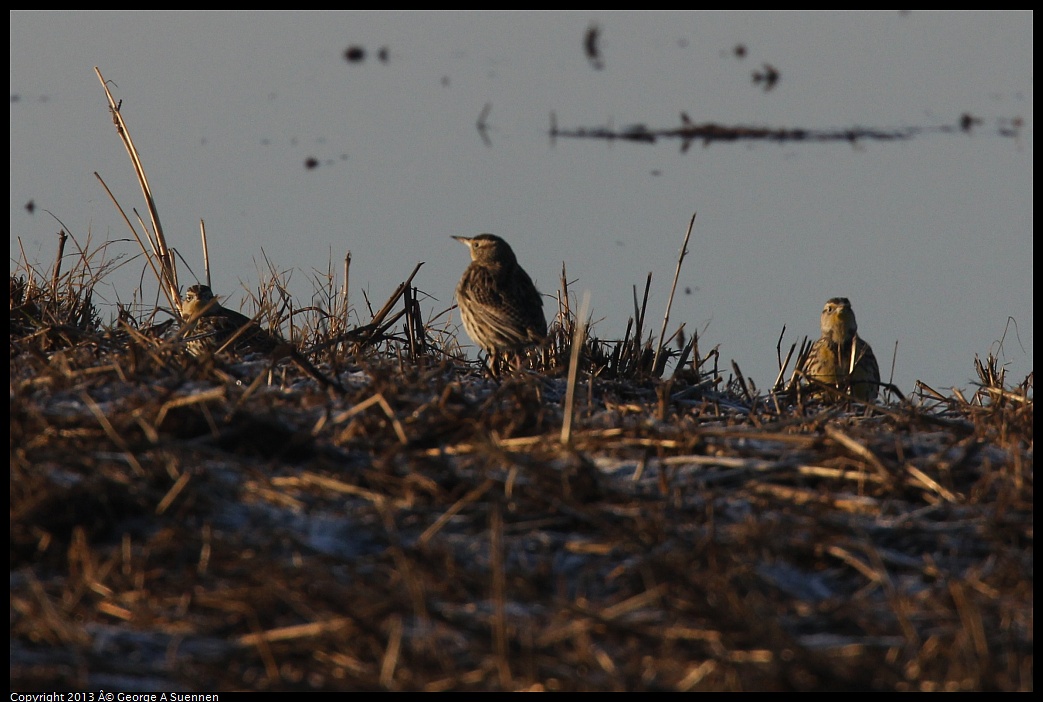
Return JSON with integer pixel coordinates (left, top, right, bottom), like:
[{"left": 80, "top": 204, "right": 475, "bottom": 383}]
[
  {"left": 452, "top": 234, "right": 547, "bottom": 370},
  {"left": 179, "top": 284, "right": 280, "bottom": 358},
  {"left": 802, "top": 297, "right": 880, "bottom": 402}
]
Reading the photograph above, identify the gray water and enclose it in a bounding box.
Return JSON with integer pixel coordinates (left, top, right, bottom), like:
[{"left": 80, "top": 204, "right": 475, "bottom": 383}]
[{"left": 9, "top": 11, "right": 1033, "bottom": 393}]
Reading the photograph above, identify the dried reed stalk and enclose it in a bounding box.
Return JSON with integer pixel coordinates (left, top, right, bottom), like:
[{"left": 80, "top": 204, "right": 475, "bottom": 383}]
[
  {"left": 94, "top": 67, "right": 180, "bottom": 312},
  {"left": 561, "top": 290, "right": 591, "bottom": 445},
  {"left": 652, "top": 212, "right": 696, "bottom": 376}
]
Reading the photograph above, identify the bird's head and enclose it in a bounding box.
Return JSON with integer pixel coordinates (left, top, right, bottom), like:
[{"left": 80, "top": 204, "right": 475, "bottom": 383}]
[
  {"left": 182, "top": 284, "right": 217, "bottom": 318},
  {"left": 820, "top": 297, "right": 858, "bottom": 344},
  {"left": 452, "top": 233, "right": 518, "bottom": 268}
]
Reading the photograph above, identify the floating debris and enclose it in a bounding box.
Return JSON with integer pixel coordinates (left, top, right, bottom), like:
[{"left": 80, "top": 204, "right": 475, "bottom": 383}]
[
  {"left": 476, "top": 102, "right": 493, "bottom": 147},
  {"left": 959, "top": 112, "right": 983, "bottom": 132},
  {"left": 752, "top": 62, "right": 780, "bottom": 91},
  {"left": 344, "top": 45, "right": 366, "bottom": 63},
  {"left": 550, "top": 111, "right": 1025, "bottom": 151},
  {"left": 344, "top": 45, "right": 390, "bottom": 65},
  {"left": 584, "top": 22, "right": 604, "bottom": 70}
]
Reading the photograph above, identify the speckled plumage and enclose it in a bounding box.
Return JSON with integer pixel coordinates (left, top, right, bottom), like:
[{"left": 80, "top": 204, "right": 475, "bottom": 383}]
[
  {"left": 179, "top": 284, "right": 279, "bottom": 358},
  {"left": 452, "top": 234, "right": 547, "bottom": 361},
  {"left": 802, "top": 297, "right": 880, "bottom": 402}
]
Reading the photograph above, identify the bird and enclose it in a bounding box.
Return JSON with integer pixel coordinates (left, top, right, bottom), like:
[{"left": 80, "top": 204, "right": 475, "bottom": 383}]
[
  {"left": 802, "top": 297, "right": 880, "bottom": 402},
  {"left": 452, "top": 233, "right": 547, "bottom": 371},
  {"left": 178, "top": 284, "right": 280, "bottom": 358},
  {"left": 177, "top": 284, "right": 349, "bottom": 393}
]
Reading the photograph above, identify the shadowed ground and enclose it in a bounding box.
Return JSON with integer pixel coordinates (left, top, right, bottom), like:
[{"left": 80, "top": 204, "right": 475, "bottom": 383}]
[{"left": 10, "top": 272, "right": 1032, "bottom": 692}]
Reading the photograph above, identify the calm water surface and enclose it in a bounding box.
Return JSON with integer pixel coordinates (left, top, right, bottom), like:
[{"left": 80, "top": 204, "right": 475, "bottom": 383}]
[{"left": 9, "top": 11, "right": 1032, "bottom": 393}]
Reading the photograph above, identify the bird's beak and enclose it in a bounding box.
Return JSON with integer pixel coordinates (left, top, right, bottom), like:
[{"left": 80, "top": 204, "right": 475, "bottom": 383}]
[{"left": 452, "top": 236, "right": 471, "bottom": 245}]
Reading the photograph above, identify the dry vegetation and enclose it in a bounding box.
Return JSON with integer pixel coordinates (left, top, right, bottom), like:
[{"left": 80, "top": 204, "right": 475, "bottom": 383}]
[
  {"left": 10, "top": 241, "right": 1033, "bottom": 691},
  {"left": 8, "top": 69, "right": 1032, "bottom": 692}
]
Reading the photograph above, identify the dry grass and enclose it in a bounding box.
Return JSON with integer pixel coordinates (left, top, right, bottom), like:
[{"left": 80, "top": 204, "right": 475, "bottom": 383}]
[{"left": 9, "top": 243, "right": 1033, "bottom": 691}]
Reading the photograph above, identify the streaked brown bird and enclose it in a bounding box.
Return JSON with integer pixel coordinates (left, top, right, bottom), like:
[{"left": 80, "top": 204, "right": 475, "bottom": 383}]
[
  {"left": 452, "top": 234, "right": 547, "bottom": 369},
  {"left": 802, "top": 297, "right": 880, "bottom": 402},
  {"left": 179, "top": 284, "right": 280, "bottom": 358}
]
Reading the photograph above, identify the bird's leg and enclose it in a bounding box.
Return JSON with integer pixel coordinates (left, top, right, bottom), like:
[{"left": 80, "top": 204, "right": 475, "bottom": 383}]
[{"left": 481, "top": 351, "right": 501, "bottom": 379}]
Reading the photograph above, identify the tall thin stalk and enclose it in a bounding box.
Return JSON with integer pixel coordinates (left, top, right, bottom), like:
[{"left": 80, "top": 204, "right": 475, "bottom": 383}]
[{"left": 652, "top": 212, "right": 696, "bottom": 376}]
